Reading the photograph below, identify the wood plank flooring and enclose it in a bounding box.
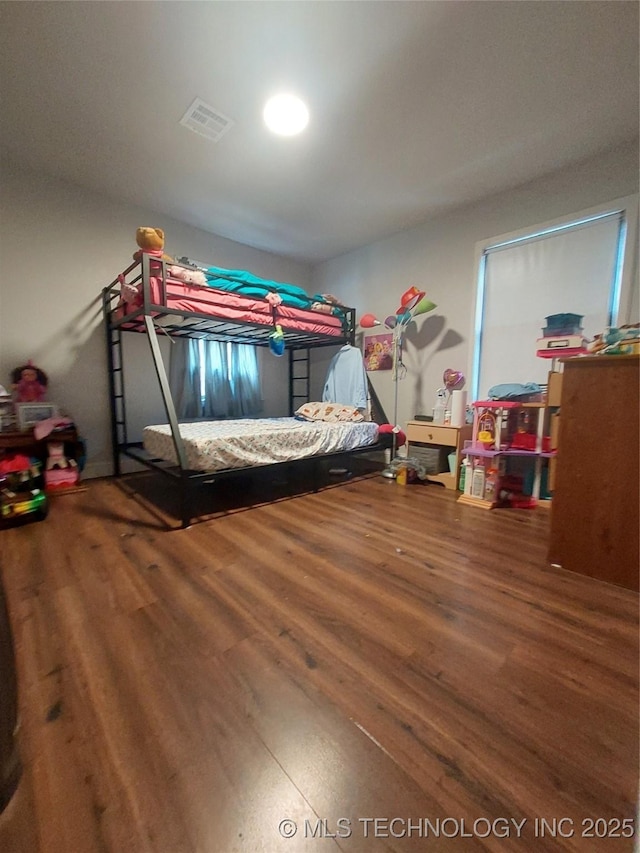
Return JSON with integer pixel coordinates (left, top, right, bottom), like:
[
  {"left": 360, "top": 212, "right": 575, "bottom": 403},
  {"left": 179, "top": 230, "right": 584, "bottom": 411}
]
[{"left": 0, "top": 473, "right": 637, "bottom": 852}]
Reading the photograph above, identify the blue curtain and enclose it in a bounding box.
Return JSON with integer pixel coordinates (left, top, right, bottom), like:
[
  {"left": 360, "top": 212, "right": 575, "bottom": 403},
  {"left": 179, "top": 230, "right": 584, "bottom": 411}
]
[
  {"left": 169, "top": 338, "right": 262, "bottom": 419},
  {"left": 168, "top": 339, "right": 201, "bottom": 418},
  {"left": 228, "top": 344, "right": 262, "bottom": 417},
  {"left": 203, "top": 340, "right": 233, "bottom": 418}
]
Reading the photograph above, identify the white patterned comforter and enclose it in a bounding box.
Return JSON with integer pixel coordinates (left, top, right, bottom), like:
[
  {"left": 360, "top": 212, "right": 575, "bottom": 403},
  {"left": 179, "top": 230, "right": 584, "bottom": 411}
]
[{"left": 143, "top": 417, "right": 379, "bottom": 472}]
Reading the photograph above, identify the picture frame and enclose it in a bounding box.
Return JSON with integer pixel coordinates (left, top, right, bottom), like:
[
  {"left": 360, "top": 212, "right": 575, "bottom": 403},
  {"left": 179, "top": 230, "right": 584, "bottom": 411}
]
[
  {"left": 0, "top": 396, "right": 16, "bottom": 432},
  {"left": 16, "top": 402, "right": 59, "bottom": 431},
  {"left": 363, "top": 333, "right": 394, "bottom": 371}
]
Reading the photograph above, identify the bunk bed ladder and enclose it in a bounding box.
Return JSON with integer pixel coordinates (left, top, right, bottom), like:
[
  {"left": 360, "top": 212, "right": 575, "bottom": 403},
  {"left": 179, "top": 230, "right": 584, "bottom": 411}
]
[
  {"left": 288, "top": 348, "right": 311, "bottom": 415},
  {"left": 105, "top": 321, "right": 127, "bottom": 477}
]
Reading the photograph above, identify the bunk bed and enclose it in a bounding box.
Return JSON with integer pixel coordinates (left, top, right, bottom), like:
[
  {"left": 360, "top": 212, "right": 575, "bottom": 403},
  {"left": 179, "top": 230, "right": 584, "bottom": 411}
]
[{"left": 102, "top": 254, "right": 380, "bottom": 527}]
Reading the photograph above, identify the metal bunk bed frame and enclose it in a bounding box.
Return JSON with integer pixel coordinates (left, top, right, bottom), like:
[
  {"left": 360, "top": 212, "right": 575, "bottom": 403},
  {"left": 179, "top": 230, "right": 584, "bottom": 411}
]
[{"left": 102, "top": 254, "right": 378, "bottom": 527}]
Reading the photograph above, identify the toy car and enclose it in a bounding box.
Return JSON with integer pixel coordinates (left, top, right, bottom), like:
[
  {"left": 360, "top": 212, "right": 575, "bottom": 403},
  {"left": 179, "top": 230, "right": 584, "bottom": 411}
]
[
  {"left": 0, "top": 464, "right": 48, "bottom": 523},
  {"left": 1, "top": 487, "right": 48, "bottom": 521}
]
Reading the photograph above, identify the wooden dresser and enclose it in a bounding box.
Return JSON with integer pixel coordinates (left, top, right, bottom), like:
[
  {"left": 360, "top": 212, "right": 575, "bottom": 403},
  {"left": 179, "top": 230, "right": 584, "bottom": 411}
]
[
  {"left": 0, "top": 427, "right": 79, "bottom": 460},
  {"left": 548, "top": 355, "right": 639, "bottom": 591}
]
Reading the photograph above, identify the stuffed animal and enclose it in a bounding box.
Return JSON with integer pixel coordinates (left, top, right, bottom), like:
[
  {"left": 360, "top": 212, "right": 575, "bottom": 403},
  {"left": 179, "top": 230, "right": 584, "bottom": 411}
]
[
  {"left": 133, "top": 227, "right": 174, "bottom": 263},
  {"left": 167, "top": 264, "right": 207, "bottom": 287},
  {"left": 46, "top": 441, "right": 77, "bottom": 471},
  {"left": 45, "top": 441, "right": 79, "bottom": 490},
  {"left": 11, "top": 360, "right": 48, "bottom": 402}
]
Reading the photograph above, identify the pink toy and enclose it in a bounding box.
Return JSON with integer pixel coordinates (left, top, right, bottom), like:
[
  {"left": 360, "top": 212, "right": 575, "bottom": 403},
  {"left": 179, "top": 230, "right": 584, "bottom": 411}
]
[
  {"left": 0, "top": 453, "right": 32, "bottom": 474},
  {"left": 168, "top": 265, "right": 207, "bottom": 287},
  {"left": 45, "top": 441, "right": 79, "bottom": 490},
  {"left": 118, "top": 273, "right": 139, "bottom": 304},
  {"left": 45, "top": 441, "right": 76, "bottom": 471}
]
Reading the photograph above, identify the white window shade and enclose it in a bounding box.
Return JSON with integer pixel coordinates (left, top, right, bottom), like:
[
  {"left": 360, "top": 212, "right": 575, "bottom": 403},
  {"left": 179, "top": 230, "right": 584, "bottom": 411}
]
[{"left": 476, "top": 213, "right": 623, "bottom": 400}]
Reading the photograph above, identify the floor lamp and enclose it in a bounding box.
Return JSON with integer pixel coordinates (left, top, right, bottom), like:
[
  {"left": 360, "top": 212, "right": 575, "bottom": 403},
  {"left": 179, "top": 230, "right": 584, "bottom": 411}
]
[{"left": 360, "top": 287, "right": 437, "bottom": 479}]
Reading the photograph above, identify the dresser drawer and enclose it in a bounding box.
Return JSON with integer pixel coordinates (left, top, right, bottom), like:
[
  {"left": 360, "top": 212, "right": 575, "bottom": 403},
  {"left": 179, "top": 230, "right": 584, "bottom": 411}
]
[{"left": 405, "top": 422, "right": 457, "bottom": 447}]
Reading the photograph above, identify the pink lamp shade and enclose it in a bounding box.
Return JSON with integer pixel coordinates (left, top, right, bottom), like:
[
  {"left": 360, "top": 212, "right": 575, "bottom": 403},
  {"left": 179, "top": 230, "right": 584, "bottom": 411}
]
[{"left": 359, "top": 313, "right": 381, "bottom": 328}]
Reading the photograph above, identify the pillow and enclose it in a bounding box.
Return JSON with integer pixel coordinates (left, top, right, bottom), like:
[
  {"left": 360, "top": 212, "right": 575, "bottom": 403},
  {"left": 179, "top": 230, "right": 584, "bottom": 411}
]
[{"left": 295, "top": 402, "right": 364, "bottom": 423}]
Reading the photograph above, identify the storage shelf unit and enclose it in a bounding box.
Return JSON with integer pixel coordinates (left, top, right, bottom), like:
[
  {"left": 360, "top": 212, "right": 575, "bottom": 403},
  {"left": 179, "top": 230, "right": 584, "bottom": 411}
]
[
  {"left": 462, "top": 445, "right": 556, "bottom": 459},
  {"left": 458, "top": 400, "right": 552, "bottom": 509}
]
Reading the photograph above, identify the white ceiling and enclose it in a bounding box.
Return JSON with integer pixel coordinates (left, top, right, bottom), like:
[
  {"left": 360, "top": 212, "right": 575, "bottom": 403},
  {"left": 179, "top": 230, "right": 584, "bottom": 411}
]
[{"left": 0, "top": 1, "right": 638, "bottom": 263}]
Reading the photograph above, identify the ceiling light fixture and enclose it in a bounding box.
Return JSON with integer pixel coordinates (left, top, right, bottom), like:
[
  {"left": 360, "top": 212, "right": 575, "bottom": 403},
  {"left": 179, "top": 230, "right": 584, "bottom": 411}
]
[{"left": 263, "top": 93, "right": 309, "bottom": 136}]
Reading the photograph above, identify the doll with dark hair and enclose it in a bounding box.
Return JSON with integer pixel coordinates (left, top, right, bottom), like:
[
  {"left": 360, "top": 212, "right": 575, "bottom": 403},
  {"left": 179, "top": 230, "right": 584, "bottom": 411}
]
[{"left": 11, "top": 360, "right": 48, "bottom": 403}]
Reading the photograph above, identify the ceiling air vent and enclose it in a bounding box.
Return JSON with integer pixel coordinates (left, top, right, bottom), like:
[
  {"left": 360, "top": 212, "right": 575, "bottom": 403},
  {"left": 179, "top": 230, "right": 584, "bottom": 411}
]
[{"left": 179, "top": 98, "right": 234, "bottom": 143}]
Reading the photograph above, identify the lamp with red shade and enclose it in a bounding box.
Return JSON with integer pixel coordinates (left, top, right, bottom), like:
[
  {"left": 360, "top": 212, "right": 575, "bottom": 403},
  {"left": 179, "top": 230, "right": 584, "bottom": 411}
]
[{"left": 359, "top": 288, "right": 436, "bottom": 478}]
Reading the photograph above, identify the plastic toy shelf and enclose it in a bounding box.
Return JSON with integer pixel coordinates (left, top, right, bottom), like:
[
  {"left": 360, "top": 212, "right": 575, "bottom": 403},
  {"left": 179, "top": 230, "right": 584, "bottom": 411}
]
[
  {"left": 462, "top": 442, "right": 556, "bottom": 459},
  {"left": 457, "top": 398, "right": 553, "bottom": 510},
  {"left": 536, "top": 347, "right": 587, "bottom": 372},
  {"left": 457, "top": 491, "right": 539, "bottom": 511},
  {"left": 536, "top": 347, "right": 586, "bottom": 359}
]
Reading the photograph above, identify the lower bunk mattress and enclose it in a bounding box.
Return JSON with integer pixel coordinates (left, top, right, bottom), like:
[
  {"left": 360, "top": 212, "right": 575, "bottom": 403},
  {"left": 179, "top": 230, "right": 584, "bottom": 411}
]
[{"left": 143, "top": 418, "right": 379, "bottom": 473}]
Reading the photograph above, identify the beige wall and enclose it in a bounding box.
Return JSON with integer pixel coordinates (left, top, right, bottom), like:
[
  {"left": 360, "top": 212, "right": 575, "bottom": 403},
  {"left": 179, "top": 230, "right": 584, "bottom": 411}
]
[
  {"left": 0, "top": 155, "right": 310, "bottom": 477},
  {"left": 2, "top": 141, "right": 638, "bottom": 479},
  {"left": 311, "top": 139, "right": 639, "bottom": 429}
]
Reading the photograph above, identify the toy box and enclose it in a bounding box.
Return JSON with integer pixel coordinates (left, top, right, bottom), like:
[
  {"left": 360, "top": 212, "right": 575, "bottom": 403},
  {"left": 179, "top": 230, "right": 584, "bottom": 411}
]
[
  {"left": 0, "top": 460, "right": 48, "bottom": 523},
  {"left": 45, "top": 467, "right": 79, "bottom": 490}
]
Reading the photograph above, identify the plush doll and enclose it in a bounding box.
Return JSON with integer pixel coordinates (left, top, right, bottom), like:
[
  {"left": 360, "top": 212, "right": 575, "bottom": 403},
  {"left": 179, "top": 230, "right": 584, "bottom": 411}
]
[
  {"left": 44, "top": 441, "right": 79, "bottom": 490},
  {"left": 46, "top": 441, "right": 77, "bottom": 471},
  {"left": 11, "top": 360, "right": 48, "bottom": 402},
  {"left": 167, "top": 264, "right": 208, "bottom": 287},
  {"left": 268, "top": 324, "right": 285, "bottom": 356},
  {"left": 133, "top": 227, "right": 174, "bottom": 262}
]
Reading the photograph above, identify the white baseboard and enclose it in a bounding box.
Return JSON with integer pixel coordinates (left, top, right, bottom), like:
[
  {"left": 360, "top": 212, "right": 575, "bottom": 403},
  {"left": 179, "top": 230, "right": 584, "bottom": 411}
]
[
  {"left": 82, "top": 458, "right": 149, "bottom": 480},
  {"left": 82, "top": 461, "right": 114, "bottom": 480}
]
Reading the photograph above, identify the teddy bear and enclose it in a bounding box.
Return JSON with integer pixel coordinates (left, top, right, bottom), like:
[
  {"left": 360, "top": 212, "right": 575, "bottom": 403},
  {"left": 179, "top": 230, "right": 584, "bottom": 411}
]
[{"left": 133, "top": 227, "right": 174, "bottom": 262}]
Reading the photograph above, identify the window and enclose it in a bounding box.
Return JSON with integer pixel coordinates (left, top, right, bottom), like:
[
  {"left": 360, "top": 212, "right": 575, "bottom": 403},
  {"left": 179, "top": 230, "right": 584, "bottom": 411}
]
[
  {"left": 198, "top": 340, "right": 258, "bottom": 409},
  {"left": 169, "top": 339, "right": 262, "bottom": 419},
  {"left": 471, "top": 196, "right": 638, "bottom": 400}
]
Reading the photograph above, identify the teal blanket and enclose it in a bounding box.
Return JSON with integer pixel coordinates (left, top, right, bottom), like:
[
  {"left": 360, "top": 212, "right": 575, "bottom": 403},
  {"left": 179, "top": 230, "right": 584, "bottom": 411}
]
[
  {"left": 174, "top": 257, "right": 346, "bottom": 323},
  {"left": 205, "top": 265, "right": 314, "bottom": 310}
]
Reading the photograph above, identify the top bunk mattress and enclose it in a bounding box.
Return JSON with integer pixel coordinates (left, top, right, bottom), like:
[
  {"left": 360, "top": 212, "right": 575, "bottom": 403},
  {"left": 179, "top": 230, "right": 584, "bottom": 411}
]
[
  {"left": 117, "top": 276, "right": 345, "bottom": 340},
  {"left": 143, "top": 417, "right": 379, "bottom": 473}
]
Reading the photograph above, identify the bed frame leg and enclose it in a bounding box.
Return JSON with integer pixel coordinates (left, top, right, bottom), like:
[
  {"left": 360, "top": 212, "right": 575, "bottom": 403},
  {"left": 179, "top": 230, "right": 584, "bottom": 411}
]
[{"left": 180, "top": 477, "right": 192, "bottom": 529}]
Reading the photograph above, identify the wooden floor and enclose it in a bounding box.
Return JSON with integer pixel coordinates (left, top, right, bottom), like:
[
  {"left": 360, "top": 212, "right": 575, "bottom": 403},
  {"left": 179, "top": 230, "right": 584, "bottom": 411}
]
[{"left": 0, "top": 472, "right": 637, "bottom": 852}]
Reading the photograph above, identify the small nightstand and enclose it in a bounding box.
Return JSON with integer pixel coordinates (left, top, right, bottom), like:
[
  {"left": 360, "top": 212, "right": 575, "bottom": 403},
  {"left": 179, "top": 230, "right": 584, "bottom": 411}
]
[{"left": 406, "top": 421, "right": 472, "bottom": 490}]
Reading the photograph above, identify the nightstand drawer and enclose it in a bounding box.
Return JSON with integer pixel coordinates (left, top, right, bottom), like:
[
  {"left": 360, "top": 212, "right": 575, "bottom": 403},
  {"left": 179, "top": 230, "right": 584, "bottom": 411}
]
[{"left": 406, "top": 422, "right": 457, "bottom": 446}]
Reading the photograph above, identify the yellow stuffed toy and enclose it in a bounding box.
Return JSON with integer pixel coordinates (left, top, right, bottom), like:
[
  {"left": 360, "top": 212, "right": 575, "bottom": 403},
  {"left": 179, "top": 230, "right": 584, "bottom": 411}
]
[{"left": 133, "top": 227, "right": 174, "bottom": 262}]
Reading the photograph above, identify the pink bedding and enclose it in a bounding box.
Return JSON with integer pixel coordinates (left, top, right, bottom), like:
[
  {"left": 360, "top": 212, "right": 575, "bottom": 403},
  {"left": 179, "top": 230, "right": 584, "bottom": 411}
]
[{"left": 116, "top": 276, "right": 344, "bottom": 337}]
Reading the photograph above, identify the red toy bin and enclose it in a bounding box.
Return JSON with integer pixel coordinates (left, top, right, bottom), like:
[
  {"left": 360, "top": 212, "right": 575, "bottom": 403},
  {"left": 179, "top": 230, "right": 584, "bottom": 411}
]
[{"left": 45, "top": 468, "right": 79, "bottom": 490}]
